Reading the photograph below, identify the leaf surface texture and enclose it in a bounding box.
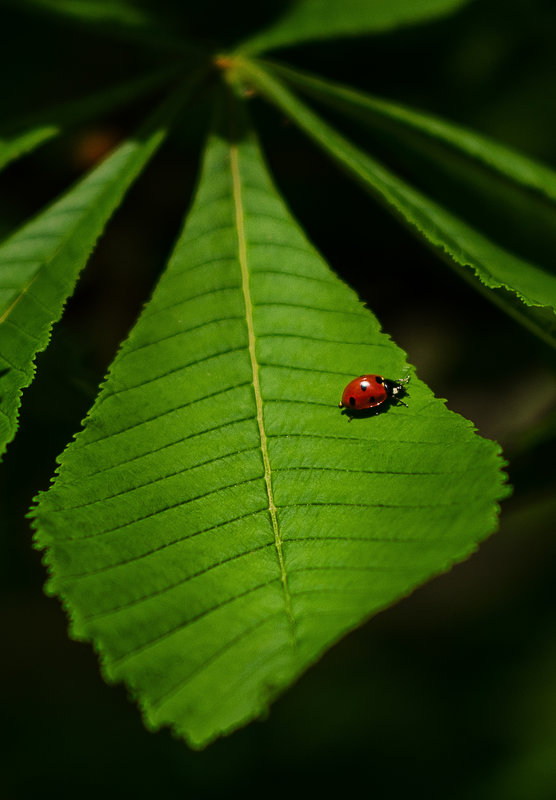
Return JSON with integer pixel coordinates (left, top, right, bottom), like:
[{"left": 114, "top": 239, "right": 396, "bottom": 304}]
[
  {"left": 32, "top": 91, "right": 507, "bottom": 747},
  {"left": 0, "top": 83, "right": 194, "bottom": 459}
]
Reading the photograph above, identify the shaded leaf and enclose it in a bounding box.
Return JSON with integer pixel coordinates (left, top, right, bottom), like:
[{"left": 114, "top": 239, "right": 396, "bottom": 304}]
[
  {"left": 238, "top": 0, "right": 472, "bottom": 55},
  {"left": 0, "top": 77, "right": 200, "bottom": 459},
  {"left": 266, "top": 60, "right": 556, "bottom": 204},
  {"left": 32, "top": 87, "right": 507, "bottom": 748},
  {"left": 0, "top": 69, "right": 179, "bottom": 173},
  {"left": 24, "top": 0, "right": 155, "bottom": 27},
  {"left": 16, "top": 0, "right": 172, "bottom": 42},
  {"left": 236, "top": 58, "right": 556, "bottom": 344}
]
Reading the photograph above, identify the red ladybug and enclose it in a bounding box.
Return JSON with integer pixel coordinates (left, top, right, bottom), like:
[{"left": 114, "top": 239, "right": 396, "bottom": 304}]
[{"left": 339, "top": 374, "right": 409, "bottom": 417}]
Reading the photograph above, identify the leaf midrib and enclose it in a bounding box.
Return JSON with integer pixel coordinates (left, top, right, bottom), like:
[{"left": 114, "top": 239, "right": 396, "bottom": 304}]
[{"left": 229, "top": 136, "right": 297, "bottom": 646}]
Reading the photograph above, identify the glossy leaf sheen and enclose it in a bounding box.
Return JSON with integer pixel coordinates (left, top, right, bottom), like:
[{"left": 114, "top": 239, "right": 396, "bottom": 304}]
[
  {"left": 238, "top": 60, "right": 556, "bottom": 317},
  {"left": 239, "top": 0, "right": 472, "bottom": 54},
  {"left": 32, "top": 95, "right": 506, "bottom": 748},
  {"left": 0, "top": 83, "right": 194, "bottom": 459}
]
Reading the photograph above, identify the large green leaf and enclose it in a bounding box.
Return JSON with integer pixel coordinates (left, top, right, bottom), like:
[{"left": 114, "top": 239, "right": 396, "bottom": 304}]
[
  {"left": 238, "top": 0, "right": 472, "bottom": 55},
  {"left": 32, "top": 87, "right": 507, "bottom": 748},
  {"left": 0, "top": 78, "right": 198, "bottom": 460},
  {"left": 235, "top": 58, "right": 556, "bottom": 343},
  {"left": 0, "top": 69, "right": 178, "bottom": 174}
]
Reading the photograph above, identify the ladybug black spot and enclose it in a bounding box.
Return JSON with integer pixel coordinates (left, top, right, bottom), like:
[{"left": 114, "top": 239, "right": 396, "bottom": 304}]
[
  {"left": 349, "top": 396, "right": 356, "bottom": 406},
  {"left": 360, "top": 383, "right": 368, "bottom": 391},
  {"left": 375, "top": 376, "right": 383, "bottom": 384},
  {"left": 369, "top": 396, "right": 376, "bottom": 403}
]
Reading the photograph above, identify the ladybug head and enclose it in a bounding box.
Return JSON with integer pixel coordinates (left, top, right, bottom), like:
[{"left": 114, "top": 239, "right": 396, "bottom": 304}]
[{"left": 383, "top": 376, "right": 410, "bottom": 404}]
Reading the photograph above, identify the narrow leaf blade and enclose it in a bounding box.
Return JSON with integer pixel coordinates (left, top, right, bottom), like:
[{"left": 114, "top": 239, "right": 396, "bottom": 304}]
[
  {"left": 0, "top": 69, "right": 179, "bottom": 173},
  {"left": 11, "top": 0, "right": 183, "bottom": 49},
  {"left": 24, "top": 0, "right": 155, "bottom": 27},
  {"left": 0, "top": 77, "right": 199, "bottom": 459},
  {"left": 32, "top": 88, "right": 507, "bottom": 748},
  {"left": 237, "top": 59, "right": 556, "bottom": 339},
  {"left": 265, "top": 60, "right": 556, "bottom": 205},
  {"left": 238, "top": 0, "right": 472, "bottom": 55}
]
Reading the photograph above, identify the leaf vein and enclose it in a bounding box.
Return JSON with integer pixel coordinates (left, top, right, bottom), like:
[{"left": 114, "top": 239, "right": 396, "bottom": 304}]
[
  {"left": 58, "top": 509, "right": 270, "bottom": 579},
  {"left": 256, "top": 331, "right": 387, "bottom": 348},
  {"left": 274, "top": 466, "right": 461, "bottom": 476},
  {"left": 65, "top": 415, "right": 256, "bottom": 481},
  {"left": 0, "top": 347, "right": 26, "bottom": 374},
  {"left": 2, "top": 316, "right": 41, "bottom": 344},
  {"left": 149, "top": 611, "right": 286, "bottom": 711},
  {"left": 286, "top": 535, "right": 436, "bottom": 545},
  {"left": 281, "top": 500, "right": 470, "bottom": 510},
  {"left": 100, "top": 344, "right": 247, "bottom": 401},
  {"left": 251, "top": 268, "right": 337, "bottom": 286},
  {"left": 76, "top": 380, "right": 252, "bottom": 447},
  {"left": 291, "top": 564, "right": 416, "bottom": 575},
  {"left": 257, "top": 301, "right": 368, "bottom": 317},
  {"left": 120, "top": 315, "right": 244, "bottom": 358},
  {"left": 82, "top": 541, "right": 276, "bottom": 619},
  {"left": 55, "top": 474, "right": 265, "bottom": 541},
  {"left": 175, "top": 254, "right": 237, "bottom": 278},
  {"left": 53, "top": 444, "right": 261, "bottom": 512},
  {"left": 110, "top": 578, "right": 281, "bottom": 666},
  {"left": 266, "top": 432, "right": 466, "bottom": 445},
  {"left": 142, "top": 284, "right": 241, "bottom": 319},
  {"left": 179, "top": 223, "right": 236, "bottom": 247}
]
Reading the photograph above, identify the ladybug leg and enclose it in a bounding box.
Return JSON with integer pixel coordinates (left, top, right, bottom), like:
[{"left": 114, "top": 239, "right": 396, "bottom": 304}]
[
  {"left": 390, "top": 393, "right": 408, "bottom": 407},
  {"left": 338, "top": 404, "right": 353, "bottom": 421},
  {"left": 391, "top": 376, "right": 410, "bottom": 407}
]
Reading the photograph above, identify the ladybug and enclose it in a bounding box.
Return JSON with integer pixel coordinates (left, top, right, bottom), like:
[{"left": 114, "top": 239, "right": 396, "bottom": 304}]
[{"left": 339, "top": 374, "right": 410, "bottom": 418}]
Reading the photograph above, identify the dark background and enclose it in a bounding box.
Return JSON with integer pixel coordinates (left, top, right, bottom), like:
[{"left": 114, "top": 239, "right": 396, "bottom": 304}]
[{"left": 1, "top": 0, "right": 556, "bottom": 797}]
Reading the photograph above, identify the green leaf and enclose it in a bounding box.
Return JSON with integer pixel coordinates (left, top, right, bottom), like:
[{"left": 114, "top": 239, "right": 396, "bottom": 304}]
[
  {"left": 238, "top": 0, "right": 472, "bottom": 55},
  {"left": 26, "top": 0, "right": 154, "bottom": 26},
  {"left": 9, "top": 0, "right": 187, "bottom": 50},
  {"left": 32, "top": 87, "right": 507, "bottom": 748},
  {"left": 18, "top": 0, "right": 160, "bottom": 33},
  {"left": 0, "top": 69, "right": 179, "bottom": 173},
  {"left": 264, "top": 60, "right": 556, "bottom": 205},
  {"left": 235, "top": 58, "right": 556, "bottom": 343},
  {"left": 0, "top": 77, "right": 199, "bottom": 460}
]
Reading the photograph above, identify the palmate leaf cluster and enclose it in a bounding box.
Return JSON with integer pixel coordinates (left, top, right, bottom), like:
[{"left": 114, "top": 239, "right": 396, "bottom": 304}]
[{"left": 7, "top": 0, "right": 556, "bottom": 747}]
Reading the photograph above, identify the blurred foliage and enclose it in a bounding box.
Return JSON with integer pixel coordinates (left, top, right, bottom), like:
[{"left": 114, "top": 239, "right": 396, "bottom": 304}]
[{"left": 1, "top": 0, "right": 556, "bottom": 796}]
